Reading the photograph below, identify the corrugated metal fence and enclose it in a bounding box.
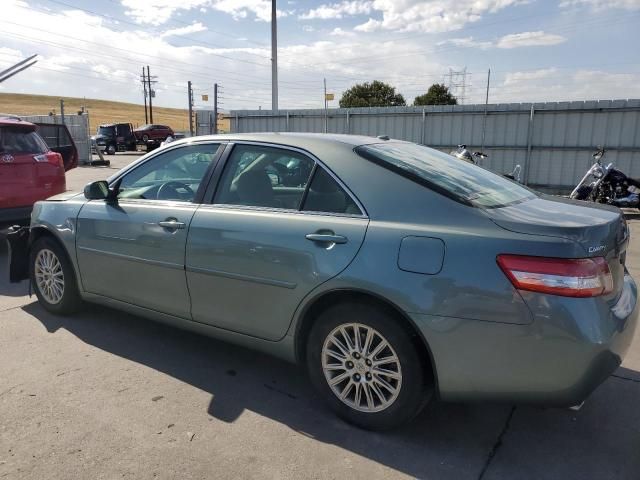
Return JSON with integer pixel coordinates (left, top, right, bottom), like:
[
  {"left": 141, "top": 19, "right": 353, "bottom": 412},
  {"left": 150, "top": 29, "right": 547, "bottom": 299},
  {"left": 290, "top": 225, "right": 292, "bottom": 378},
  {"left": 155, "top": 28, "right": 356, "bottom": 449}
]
[
  {"left": 19, "top": 113, "right": 90, "bottom": 164},
  {"left": 230, "top": 100, "right": 640, "bottom": 189}
]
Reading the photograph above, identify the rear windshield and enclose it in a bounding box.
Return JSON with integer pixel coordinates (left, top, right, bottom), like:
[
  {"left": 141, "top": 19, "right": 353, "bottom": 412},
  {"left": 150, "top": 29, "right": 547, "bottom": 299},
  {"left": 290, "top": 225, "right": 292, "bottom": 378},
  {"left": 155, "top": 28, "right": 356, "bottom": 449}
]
[
  {"left": 355, "top": 142, "right": 536, "bottom": 208},
  {"left": 0, "top": 127, "right": 48, "bottom": 155},
  {"left": 98, "top": 126, "right": 115, "bottom": 136}
]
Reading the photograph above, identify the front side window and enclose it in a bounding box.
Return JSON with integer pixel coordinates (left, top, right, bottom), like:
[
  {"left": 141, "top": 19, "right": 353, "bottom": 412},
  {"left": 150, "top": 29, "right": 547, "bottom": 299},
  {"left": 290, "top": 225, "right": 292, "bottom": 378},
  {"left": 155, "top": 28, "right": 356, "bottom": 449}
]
[
  {"left": 356, "top": 142, "right": 536, "bottom": 208},
  {"left": 215, "top": 145, "right": 315, "bottom": 209},
  {"left": 117, "top": 144, "right": 220, "bottom": 202}
]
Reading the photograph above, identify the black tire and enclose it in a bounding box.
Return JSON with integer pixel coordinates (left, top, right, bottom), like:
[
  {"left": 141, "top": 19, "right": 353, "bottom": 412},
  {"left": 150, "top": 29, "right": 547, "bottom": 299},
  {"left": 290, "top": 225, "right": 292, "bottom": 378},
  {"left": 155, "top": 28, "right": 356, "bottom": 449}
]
[
  {"left": 307, "top": 302, "right": 432, "bottom": 431},
  {"left": 142, "top": 134, "right": 149, "bottom": 142},
  {"left": 30, "top": 236, "right": 82, "bottom": 315},
  {"left": 106, "top": 144, "right": 116, "bottom": 155}
]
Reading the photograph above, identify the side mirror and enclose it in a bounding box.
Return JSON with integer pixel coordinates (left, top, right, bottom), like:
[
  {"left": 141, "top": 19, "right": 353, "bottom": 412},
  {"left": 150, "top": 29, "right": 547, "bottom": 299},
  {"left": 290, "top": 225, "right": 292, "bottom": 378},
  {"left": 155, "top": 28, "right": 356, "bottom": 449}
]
[{"left": 84, "top": 180, "right": 110, "bottom": 200}]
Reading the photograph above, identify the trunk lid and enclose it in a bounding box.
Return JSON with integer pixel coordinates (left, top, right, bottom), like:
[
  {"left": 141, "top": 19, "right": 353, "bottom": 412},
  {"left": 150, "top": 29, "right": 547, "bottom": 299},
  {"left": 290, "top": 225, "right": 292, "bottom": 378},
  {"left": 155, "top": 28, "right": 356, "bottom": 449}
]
[{"left": 486, "top": 194, "right": 628, "bottom": 299}]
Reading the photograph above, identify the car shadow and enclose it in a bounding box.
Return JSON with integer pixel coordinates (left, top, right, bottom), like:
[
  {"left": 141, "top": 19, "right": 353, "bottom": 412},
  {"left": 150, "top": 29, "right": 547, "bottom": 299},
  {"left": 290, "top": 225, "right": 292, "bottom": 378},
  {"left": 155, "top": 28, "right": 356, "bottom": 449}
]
[
  {"left": 20, "top": 300, "right": 640, "bottom": 479},
  {"left": 22, "top": 301, "right": 515, "bottom": 478}
]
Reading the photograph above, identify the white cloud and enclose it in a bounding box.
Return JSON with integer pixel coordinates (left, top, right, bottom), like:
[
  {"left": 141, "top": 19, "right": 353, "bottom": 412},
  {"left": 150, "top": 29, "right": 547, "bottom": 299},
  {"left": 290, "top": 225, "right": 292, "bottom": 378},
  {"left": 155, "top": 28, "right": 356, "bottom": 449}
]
[
  {"left": 208, "top": 0, "right": 288, "bottom": 22},
  {"left": 560, "top": 0, "right": 640, "bottom": 10},
  {"left": 503, "top": 68, "right": 558, "bottom": 86},
  {"left": 355, "top": 0, "right": 527, "bottom": 33},
  {"left": 161, "top": 22, "right": 207, "bottom": 38},
  {"left": 121, "top": 0, "right": 287, "bottom": 25},
  {"left": 494, "top": 68, "right": 640, "bottom": 103},
  {"left": 329, "top": 27, "right": 357, "bottom": 36},
  {"left": 120, "top": 0, "right": 210, "bottom": 26},
  {"left": 496, "top": 31, "right": 567, "bottom": 48},
  {"left": 437, "top": 32, "right": 566, "bottom": 50},
  {"left": 303, "top": 25, "right": 315, "bottom": 32},
  {"left": 299, "top": 1, "right": 373, "bottom": 20},
  {"left": 437, "top": 37, "right": 493, "bottom": 49}
]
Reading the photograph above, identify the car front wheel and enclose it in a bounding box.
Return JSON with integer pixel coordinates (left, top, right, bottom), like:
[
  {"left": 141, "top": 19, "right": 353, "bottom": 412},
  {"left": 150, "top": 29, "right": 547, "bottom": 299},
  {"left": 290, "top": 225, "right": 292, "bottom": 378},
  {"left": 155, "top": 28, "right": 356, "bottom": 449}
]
[
  {"left": 106, "top": 144, "right": 116, "bottom": 155},
  {"left": 307, "top": 302, "right": 432, "bottom": 431},
  {"left": 31, "top": 237, "right": 82, "bottom": 315}
]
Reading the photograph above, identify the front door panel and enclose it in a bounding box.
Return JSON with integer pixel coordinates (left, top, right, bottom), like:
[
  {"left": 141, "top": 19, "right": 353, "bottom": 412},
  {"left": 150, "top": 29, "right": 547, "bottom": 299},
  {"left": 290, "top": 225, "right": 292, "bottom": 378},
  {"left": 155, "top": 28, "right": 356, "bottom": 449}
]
[
  {"left": 76, "top": 200, "right": 197, "bottom": 318},
  {"left": 186, "top": 206, "right": 368, "bottom": 340}
]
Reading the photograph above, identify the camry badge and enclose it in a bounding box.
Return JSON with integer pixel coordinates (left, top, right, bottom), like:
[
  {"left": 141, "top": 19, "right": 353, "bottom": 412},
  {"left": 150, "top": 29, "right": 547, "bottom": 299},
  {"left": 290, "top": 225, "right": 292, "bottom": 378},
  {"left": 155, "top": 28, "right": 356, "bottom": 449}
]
[
  {"left": 588, "top": 245, "right": 606, "bottom": 254},
  {"left": 1, "top": 154, "right": 14, "bottom": 163}
]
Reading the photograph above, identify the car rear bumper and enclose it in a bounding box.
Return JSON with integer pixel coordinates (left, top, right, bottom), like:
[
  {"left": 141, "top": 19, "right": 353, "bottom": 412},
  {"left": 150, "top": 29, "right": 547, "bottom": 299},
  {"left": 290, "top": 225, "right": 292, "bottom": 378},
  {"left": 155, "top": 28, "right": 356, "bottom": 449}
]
[{"left": 411, "top": 273, "right": 638, "bottom": 405}]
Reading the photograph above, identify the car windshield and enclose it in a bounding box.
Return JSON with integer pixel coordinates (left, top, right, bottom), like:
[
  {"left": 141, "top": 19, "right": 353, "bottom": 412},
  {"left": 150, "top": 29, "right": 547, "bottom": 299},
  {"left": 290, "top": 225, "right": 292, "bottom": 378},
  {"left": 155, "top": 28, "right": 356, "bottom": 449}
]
[
  {"left": 355, "top": 142, "right": 536, "bottom": 208},
  {"left": 98, "top": 126, "right": 115, "bottom": 136},
  {"left": 0, "top": 127, "right": 48, "bottom": 154}
]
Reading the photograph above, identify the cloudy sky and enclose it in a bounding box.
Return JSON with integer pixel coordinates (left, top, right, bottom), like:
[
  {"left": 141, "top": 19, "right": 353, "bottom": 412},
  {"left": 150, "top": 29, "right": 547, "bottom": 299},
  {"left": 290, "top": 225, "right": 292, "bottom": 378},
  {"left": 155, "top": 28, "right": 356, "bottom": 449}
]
[{"left": 1, "top": 0, "right": 639, "bottom": 111}]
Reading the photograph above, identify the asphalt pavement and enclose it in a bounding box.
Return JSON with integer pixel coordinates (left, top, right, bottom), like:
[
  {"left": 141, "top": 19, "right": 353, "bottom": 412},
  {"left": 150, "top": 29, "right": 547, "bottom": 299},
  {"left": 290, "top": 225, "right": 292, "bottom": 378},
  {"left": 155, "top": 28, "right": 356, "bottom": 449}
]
[{"left": 0, "top": 154, "right": 639, "bottom": 479}]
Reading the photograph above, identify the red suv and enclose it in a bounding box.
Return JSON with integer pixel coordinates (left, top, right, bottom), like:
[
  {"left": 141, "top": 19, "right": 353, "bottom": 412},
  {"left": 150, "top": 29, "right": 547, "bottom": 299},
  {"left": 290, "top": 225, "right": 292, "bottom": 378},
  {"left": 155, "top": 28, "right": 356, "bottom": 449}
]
[
  {"left": 133, "top": 124, "right": 174, "bottom": 143},
  {"left": 0, "top": 117, "right": 75, "bottom": 222}
]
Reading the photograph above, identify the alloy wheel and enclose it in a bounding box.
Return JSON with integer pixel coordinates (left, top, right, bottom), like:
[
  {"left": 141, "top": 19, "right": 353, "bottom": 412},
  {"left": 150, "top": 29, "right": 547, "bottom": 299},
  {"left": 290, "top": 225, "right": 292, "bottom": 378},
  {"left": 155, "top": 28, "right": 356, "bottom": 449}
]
[
  {"left": 321, "top": 323, "right": 402, "bottom": 413},
  {"left": 34, "top": 248, "right": 65, "bottom": 304}
]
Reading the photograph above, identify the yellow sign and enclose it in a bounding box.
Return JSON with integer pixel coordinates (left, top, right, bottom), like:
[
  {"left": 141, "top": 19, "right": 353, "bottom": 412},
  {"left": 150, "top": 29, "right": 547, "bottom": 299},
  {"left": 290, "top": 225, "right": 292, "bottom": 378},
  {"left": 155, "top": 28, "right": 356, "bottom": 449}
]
[
  {"left": 202, "top": 94, "right": 209, "bottom": 101},
  {"left": 325, "top": 93, "right": 334, "bottom": 101}
]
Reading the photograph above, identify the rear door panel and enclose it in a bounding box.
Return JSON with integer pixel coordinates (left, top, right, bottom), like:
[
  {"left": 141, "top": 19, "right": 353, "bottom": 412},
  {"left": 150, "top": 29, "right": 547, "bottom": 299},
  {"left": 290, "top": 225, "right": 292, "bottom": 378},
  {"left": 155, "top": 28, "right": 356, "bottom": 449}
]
[{"left": 186, "top": 207, "right": 368, "bottom": 340}]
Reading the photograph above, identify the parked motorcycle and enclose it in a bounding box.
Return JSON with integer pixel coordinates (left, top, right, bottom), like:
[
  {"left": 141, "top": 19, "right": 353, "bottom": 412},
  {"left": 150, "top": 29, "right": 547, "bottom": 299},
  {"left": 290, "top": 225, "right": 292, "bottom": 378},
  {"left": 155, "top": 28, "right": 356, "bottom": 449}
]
[
  {"left": 570, "top": 148, "right": 640, "bottom": 208},
  {"left": 450, "top": 145, "right": 522, "bottom": 182},
  {"left": 450, "top": 144, "right": 487, "bottom": 164}
]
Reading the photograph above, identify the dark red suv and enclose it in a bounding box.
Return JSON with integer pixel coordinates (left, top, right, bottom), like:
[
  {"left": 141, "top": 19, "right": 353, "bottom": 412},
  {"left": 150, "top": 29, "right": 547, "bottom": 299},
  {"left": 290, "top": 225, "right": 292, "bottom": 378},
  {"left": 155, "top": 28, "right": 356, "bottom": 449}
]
[
  {"left": 133, "top": 124, "right": 174, "bottom": 143},
  {"left": 0, "top": 117, "right": 77, "bottom": 222}
]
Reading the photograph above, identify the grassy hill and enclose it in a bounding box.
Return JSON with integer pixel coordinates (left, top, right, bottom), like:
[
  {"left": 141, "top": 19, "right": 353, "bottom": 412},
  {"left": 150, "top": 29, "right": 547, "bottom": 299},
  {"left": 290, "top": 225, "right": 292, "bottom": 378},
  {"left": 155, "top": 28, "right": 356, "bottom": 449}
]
[{"left": 0, "top": 93, "right": 190, "bottom": 134}]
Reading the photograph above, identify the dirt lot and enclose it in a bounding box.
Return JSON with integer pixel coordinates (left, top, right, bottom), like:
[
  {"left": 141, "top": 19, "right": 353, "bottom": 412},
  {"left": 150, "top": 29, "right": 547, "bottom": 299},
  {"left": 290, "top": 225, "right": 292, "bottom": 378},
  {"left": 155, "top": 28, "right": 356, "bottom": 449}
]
[
  {"left": 1, "top": 157, "right": 639, "bottom": 479},
  {"left": 0, "top": 93, "right": 190, "bottom": 133}
]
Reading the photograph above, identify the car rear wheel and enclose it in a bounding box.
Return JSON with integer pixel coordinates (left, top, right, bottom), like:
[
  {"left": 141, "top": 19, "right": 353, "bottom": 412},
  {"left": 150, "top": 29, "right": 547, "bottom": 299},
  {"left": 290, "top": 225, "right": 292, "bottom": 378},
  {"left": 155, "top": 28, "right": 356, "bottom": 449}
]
[
  {"left": 31, "top": 236, "right": 82, "bottom": 315},
  {"left": 307, "top": 302, "right": 432, "bottom": 431}
]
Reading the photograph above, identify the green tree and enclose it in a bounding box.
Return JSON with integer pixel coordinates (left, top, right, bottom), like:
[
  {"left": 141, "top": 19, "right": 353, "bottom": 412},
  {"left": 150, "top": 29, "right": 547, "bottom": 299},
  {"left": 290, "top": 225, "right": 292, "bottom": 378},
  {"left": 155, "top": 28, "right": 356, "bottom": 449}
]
[
  {"left": 413, "top": 83, "right": 457, "bottom": 106},
  {"left": 339, "top": 80, "right": 406, "bottom": 108}
]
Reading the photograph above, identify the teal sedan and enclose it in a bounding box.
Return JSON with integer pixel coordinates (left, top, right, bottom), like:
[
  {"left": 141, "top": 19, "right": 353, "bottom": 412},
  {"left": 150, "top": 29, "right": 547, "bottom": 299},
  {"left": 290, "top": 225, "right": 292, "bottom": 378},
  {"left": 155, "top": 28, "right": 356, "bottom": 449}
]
[{"left": 8, "top": 133, "right": 638, "bottom": 431}]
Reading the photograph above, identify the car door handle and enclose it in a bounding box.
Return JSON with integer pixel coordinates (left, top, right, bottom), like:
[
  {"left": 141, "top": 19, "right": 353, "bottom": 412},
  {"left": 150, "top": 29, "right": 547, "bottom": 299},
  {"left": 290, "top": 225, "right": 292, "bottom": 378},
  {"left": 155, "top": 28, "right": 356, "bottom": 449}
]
[
  {"left": 305, "top": 233, "right": 348, "bottom": 244},
  {"left": 158, "top": 219, "right": 186, "bottom": 229}
]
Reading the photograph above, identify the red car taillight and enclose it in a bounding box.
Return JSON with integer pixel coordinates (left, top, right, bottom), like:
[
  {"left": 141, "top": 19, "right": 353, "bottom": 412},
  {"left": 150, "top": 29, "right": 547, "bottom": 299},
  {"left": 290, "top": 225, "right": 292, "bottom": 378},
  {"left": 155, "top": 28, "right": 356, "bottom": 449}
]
[
  {"left": 497, "top": 254, "right": 614, "bottom": 298},
  {"left": 34, "top": 152, "right": 63, "bottom": 167}
]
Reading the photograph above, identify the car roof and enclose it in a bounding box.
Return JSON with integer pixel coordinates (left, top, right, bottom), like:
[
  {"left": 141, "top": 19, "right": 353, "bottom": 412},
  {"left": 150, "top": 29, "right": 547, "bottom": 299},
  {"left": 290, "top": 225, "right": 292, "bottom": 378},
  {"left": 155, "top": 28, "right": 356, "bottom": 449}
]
[
  {"left": 169, "top": 132, "right": 405, "bottom": 150},
  {"left": 0, "top": 116, "right": 37, "bottom": 130}
]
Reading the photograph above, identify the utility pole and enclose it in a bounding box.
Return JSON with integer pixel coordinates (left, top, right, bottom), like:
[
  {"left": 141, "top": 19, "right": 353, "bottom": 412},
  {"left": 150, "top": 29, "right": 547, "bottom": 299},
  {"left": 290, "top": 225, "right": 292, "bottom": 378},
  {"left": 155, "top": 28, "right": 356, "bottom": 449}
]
[
  {"left": 213, "top": 83, "right": 218, "bottom": 135},
  {"left": 323, "top": 78, "right": 327, "bottom": 133},
  {"left": 59, "top": 98, "right": 65, "bottom": 124},
  {"left": 481, "top": 68, "right": 491, "bottom": 152},
  {"left": 146, "top": 65, "right": 155, "bottom": 123},
  {"left": 188, "top": 81, "right": 194, "bottom": 136},
  {"left": 271, "top": 0, "right": 278, "bottom": 113},
  {"left": 141, "top": 67, "right": 148, "bottom": 124}
]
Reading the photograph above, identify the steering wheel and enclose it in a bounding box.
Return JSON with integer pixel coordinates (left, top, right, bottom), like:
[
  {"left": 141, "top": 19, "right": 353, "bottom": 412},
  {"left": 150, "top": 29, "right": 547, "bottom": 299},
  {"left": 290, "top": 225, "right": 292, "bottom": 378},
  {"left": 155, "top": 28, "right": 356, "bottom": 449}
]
[{"left": 156, "top": 181, "right": 194, "bottom": 200}]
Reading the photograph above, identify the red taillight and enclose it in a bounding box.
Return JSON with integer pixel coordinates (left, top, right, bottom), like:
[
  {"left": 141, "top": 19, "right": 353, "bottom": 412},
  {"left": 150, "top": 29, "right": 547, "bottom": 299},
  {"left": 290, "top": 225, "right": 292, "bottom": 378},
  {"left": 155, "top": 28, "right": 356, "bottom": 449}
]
[
  {"left": 497, "top": 254, "right": 613, "bottom": 298},
  {"left": 34, "top": 152, "right": 63, "bottom": 167}
]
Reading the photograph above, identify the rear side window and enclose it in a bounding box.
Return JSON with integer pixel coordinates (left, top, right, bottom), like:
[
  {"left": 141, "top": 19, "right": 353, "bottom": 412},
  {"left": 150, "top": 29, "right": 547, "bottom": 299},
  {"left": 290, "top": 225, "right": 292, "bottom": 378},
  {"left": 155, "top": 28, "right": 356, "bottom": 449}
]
[
  {"left": 356, "top": 142, "right": 536, "bottom": 208},
  {"left": 36, "top": 124, "right": 73, "bottom": 148},
  {"left": 215, "top": 145, "right": 315, "bottom": 210},
  {"left": 302, "top": 167, "right": 362, "bottom": 215},
  {"left": 0, "top": 127, "right": 48, "bottom": 154}
]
